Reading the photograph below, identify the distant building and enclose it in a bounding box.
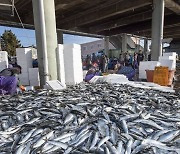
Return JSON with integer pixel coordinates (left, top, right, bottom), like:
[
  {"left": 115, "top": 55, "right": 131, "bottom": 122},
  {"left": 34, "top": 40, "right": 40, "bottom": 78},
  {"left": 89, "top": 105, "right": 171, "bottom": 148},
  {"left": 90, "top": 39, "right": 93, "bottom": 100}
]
[
  {"left": 81, "top": 36, "right": 145, "bottom": 57},
  {"left": 81, "top": 39, "right": 115, "bottom": 56}
]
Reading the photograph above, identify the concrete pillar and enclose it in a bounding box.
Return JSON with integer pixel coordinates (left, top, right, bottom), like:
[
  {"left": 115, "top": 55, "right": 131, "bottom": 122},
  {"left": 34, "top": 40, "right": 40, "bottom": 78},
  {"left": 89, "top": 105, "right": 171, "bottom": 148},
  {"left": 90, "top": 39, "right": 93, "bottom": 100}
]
[
  {"left": 151, "top": 0, "right": 165, "bottom": 61},
  {"left": 32, "top": 0, "right": 45, "bottom": 87},
  {"left": 57, "top": 31, "right": 63, "bottom": 44},
  {"left": 43, "top": 0, "right": 58, "bottom": 80},
  {"left": 32, "top": 0, "right": 58, "bottom": 86},
  {"left": 104, "top": 36, "right": 109, "bottom": 56},
  {"left": 122, "top": 33, "right": 127, "bottom": 53},
  {"left": 144, "top": 38, "right": 148, "bottom": 60}
]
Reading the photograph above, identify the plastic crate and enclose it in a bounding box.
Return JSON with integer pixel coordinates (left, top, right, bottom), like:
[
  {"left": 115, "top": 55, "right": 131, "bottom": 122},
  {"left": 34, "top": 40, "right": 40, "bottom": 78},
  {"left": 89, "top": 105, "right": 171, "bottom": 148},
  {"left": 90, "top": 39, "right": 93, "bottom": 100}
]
[
  {"left": 145, "top": 70, "right": 154, "bottom": 82},
  {"left": 168, "top": 70, "right": 175, "bottom": 86},
  {"left": 153, "top": 66, "right": 169, "bottom": 86}
]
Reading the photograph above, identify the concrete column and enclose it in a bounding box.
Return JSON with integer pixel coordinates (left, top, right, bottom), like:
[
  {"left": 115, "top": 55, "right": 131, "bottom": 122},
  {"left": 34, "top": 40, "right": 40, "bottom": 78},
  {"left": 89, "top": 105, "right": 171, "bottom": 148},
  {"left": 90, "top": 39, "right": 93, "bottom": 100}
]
[
  {"left": 104, "top": 36, "right": 109, "bottom": 56},
  {"left": 32, "top": 0, "right": 58, "bottom": 86},
  {"left": 32, "top": 0, "right": 45, "bottom": 87},
  {"left": 43, "top": 0, "right": 58, "bottom": 80},
  {"left": 151, "top": 0, "right": 165, "bottom": 61},
  {"left": 122, "top": 33, "right": 127, "bottom": 53},
  {"left": 57, "top": 30, "right": 63, "bottom": 44},
  {"left": 144, "top": 38, "right": 148, "bottom": 60}
]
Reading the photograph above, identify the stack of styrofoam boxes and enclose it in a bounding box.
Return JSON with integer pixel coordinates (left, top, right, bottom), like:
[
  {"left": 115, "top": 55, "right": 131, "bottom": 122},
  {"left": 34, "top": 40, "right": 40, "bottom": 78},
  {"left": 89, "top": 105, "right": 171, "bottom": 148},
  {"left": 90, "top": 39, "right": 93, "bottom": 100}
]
[
  {"left": 159, "top": 52, "right": 176, "bottom": 70},
  {"left": 139, "top": 61, "right": 160, "bottom": 79},
  {"left": 0, "top": 51, "right": 8, "bottom": 71},
  {"left": 28, "top": 68, "right": 40, "bottom": 86},
  {"left": 57, "top": 44, "right": 66, "bottom": 86},
  {"left": 16, "top": 48, "right": 33, "bottom": 85},
  {"left": 63, "top": 44, "right": 83, "bottom": 85}
]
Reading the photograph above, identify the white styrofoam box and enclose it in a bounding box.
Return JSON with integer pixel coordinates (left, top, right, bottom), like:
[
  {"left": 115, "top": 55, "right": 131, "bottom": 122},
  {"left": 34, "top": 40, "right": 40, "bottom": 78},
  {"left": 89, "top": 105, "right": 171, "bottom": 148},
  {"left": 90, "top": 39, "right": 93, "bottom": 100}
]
[
  {"left": 16, "top": 48, "right": 32, "bottom": 58},
  {"left": 0, "top": 51, "right": 8, "bottom": 62},
  {"left": 0, "top": 61, "right": 8, "bottom": 69},
  {"left": 159, "top": 56, "right": 176, "bottom": 65},
  {"left": 18, "top": 73, "right": 29, "bottom": 85},
  {"left": 0, "top": 51, "right": 8, "bottom": 72},
  {"left": 17, "top": 59, "right": 33, "bottom": 68},
  {"left": 0, "top": 51, "right": 8, "bottom": 56},
  {"left": 45, "top": 80, "right": 66, "bottom": 90},
  {"left": 104, "top": 74, "right": 129, "bottom": 84},
  {"left": 63, "top": 44, "right": 83, "bottom": 85},
  {"left": 30, "top": 80, "right": 40, "bottom": 86},
  {"left": 159, "top": 56, "right": 175, "bottom": 60},
  {"left": 16, "top": 48, "right": 33, "bottom": 69},
  {"left": 19, "top": 73, "right": 29, "bottom": 78},
  {"left": 139, "top": 61, "right": 160, "bottom": 79},
  {"left": 28, "top": 68, "right": 39, "bottom": 80},
  {"left": 139, "top": 61, "right": 160, "bottom": 70},
  {"left": 89, "top": 76, "right": 104, "bottom": 83},
  {"left": 19, "top": 78, "right": 29, "bottom": 86},
  {"left": 57, "top": 44, "right": 66, "bottom": 86},
  {"left": 17, "top": 60, "right": 33, "bottom": 73},
  {"left": 159, "top": 56, "right": 176, "bottom": 69},
  {"left": 159, "top": 59, "right": 176, "bottom": 70},
  {"left": 20, "top": 67, "right": 28, "bottom": 73},
  {"left": 163, "top": 52, "right": 176, "bottom": 58}
]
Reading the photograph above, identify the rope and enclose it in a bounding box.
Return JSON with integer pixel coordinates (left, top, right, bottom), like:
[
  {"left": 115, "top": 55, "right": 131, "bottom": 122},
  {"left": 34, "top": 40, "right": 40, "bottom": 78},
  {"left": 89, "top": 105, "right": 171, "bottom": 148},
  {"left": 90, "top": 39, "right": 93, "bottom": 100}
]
[{"left": 10, "top": 0, "right": 33, "bottom": 47}]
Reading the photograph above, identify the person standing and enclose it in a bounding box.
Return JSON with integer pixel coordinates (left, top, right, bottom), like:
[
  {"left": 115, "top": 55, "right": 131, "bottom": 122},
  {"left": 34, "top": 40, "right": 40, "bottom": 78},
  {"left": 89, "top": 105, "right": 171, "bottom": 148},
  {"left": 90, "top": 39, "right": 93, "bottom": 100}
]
[
  {"left": 91, "top": 53, "right": 97, "bottom": 64},
  {"left": 129, "top": 54, "right": 133, "bottom": 66},
  {"left": 137, "top": 50, "right": 144, "bottom": 65},
  {"left": 119, "top": 53, "right": 124, "bottom": 66},
  {"left": 148, "top": 53, "right": 151, "bottom": 61},
  {"left": 86, "top": 55, "right": 92, "bottom": 70},
  {"left": 99, "top": 54, "right": 104, "bottom": 72},
  {"left": 133, "top": 53, "right": 138, "bottom": 69},
  {"left": 103, "top": 55, "right": 108, "bottom": 73},
  {"left": 124, "top": 51, "right": 130, "bottom": 66}
]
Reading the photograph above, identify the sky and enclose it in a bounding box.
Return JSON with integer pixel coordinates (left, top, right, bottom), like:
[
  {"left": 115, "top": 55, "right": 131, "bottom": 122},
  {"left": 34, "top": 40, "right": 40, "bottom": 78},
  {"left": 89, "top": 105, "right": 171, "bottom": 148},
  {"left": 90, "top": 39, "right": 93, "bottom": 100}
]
[
  {"left": 0, "top": 25, "right": 169, "bottom": 49},
  {"left": 0, "top": 26, "right": 100, "bottom": 47}
]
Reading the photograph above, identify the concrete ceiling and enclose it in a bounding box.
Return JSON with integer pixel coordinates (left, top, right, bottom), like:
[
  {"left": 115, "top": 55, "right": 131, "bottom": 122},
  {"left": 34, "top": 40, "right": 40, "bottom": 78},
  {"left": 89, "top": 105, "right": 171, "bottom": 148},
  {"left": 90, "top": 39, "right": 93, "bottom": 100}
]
[{"left": 0, "top": 0, "right": 180, "bottom": 40}]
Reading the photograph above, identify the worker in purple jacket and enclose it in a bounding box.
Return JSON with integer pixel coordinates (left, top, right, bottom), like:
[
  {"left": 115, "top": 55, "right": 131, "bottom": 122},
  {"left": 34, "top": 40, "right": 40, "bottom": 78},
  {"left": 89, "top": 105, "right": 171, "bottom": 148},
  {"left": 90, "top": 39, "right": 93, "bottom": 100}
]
[
  {"left": 116, "top": 64, "right": 135, "bottom": 81},
  {"left": 85, "top": 67, "right": 102, "bottom": 82},
  {"left": 0, "top": 65, "right": 22, "bottom": 95}
]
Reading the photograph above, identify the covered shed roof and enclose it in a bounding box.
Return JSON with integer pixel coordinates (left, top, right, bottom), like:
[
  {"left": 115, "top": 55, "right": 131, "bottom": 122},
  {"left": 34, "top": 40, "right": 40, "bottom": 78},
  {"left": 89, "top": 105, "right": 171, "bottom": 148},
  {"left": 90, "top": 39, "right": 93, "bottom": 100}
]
[{"left": 0, "top": 0, "right": 180, "bottom": 40}]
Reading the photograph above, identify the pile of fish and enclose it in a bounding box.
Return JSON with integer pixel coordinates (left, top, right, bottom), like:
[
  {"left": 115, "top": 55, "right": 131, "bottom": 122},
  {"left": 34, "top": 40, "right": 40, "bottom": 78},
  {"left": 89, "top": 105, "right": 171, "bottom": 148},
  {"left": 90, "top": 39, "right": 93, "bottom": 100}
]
[{"left": 0, "top": 83, "right": 180, "bottom": 154}]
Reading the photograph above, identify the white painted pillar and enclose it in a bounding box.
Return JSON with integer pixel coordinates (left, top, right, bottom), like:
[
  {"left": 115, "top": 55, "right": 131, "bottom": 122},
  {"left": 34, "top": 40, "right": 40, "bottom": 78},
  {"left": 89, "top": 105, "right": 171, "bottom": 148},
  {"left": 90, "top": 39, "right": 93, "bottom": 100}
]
[
  {"left": 122, "top": 33, "right": 127, "bottom": 53},
  {"left": 104, "top": 36, "right": 109, "bottom": 56},
  {"left": 151, "top": 0, "right": 165, "bottom": 61},
  {"left": 32, "top": 0, "right": 58, "bottom": 86}
]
